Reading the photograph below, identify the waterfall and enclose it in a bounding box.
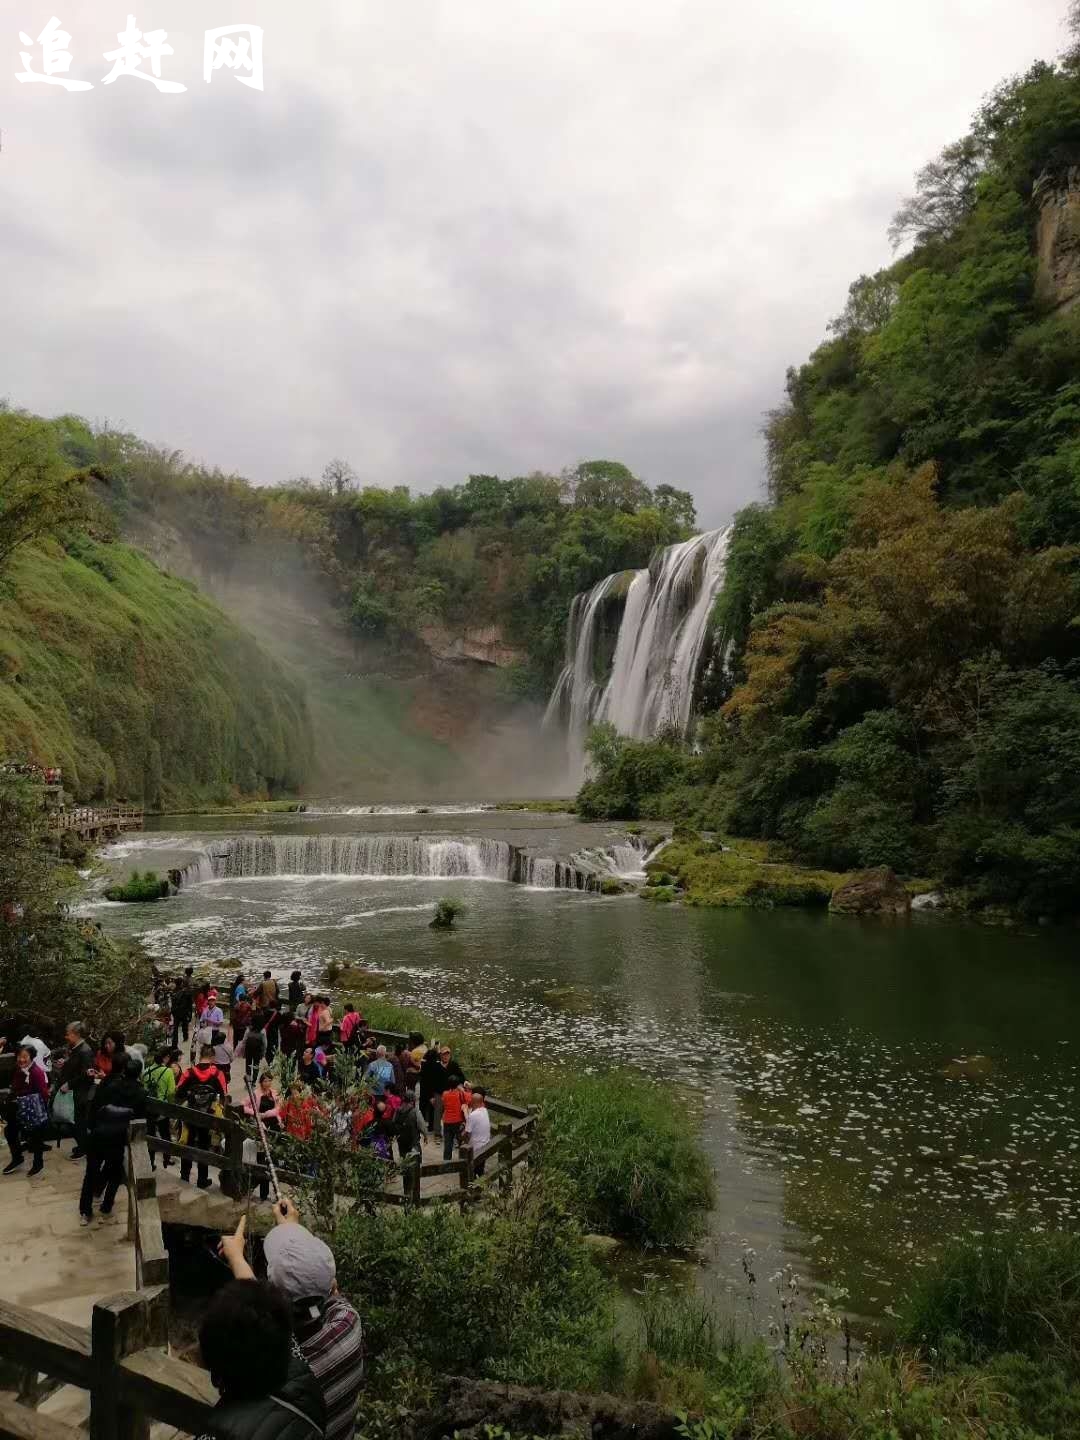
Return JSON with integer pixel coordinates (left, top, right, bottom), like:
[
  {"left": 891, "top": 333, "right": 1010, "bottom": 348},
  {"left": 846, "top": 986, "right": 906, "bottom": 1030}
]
[
  {"left": 190, "top": 835, "right": 514, "bottom": 881},
  {"left": 546, "top": 528, "right": 730, "bottom": 772}
]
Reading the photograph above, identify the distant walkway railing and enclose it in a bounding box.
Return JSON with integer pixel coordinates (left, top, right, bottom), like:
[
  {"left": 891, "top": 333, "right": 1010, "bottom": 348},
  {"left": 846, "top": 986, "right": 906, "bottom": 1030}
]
[{"left": 48, "top": 805, "right": 144, "bottom": 838}]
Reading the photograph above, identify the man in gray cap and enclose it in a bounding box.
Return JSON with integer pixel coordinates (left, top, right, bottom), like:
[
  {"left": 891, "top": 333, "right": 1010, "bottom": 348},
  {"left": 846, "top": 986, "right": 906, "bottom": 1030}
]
[{"left": 220, "top": 1201, "right": 363, "bottom": 1440}]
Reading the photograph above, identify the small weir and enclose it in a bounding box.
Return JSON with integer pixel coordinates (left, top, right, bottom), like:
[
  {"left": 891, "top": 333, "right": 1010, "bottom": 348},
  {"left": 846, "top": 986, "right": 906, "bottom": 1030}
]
[{"left": 175, "top": 832, "right": 656, "bottom": 892}]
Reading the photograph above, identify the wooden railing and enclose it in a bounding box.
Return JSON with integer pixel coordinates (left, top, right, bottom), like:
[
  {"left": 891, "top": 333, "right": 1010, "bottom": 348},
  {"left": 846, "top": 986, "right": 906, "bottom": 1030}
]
[
  {"left": 0, "top": 1287, "right": 216, "bottom": 1440},
  {"left": 126, "top": 1122, "right": 168, "bottom": 1289},
  {"left": 47, "top": 806, "right": 144, "bottom": 835},
  {"left": 142, "top": 1088, "right": 538, "bottom": 1210}
]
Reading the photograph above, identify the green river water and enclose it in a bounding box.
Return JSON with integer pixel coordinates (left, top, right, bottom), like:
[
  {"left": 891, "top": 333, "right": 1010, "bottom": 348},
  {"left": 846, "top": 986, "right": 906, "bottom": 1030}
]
[{"left": 89, "top": 809, "right": 1080, "bottom": 1327}]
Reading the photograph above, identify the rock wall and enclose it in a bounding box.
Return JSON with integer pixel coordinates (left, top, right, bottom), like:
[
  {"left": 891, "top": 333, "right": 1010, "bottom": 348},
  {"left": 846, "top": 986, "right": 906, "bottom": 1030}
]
[
  {"left": 1036, "top": 167, "right": 1080, "bottom": 312},
  {"left": 419, "top": 622, "right": 526, "bottom": 668}
]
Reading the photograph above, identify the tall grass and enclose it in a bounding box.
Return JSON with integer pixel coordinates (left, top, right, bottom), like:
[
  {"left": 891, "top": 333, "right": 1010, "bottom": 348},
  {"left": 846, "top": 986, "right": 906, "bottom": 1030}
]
[
  {"left": 536, "top": 1073, "right": 715, "bottom": 1248},
  {"left": 900, "top": 1229, "right": 1080, "bottom": 1373}
]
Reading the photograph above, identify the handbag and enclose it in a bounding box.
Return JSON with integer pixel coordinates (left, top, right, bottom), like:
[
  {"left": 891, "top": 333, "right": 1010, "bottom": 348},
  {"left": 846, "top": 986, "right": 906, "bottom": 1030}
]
[
  {"left": 16, "top": 1092, "right": 49, "bottom": 1133},
  {"left": 51, "top": 1088, "right": 76, "bottom": 1127}
]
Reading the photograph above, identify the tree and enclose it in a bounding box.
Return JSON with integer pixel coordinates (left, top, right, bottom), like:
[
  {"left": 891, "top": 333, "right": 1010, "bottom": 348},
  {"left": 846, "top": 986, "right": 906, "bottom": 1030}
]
[
  {"left": 652, "top": 483, "right": 698, "bottom": 533},
  {"left": 570, "top": 460, "right": 652, "bottom": 513},
  {"left": 322, "top": 457, "right": 358, "bottom": 496},
  {"left": 0, "top": 412, "right": 87, "bottom": 571},
  {"left": 888, "top": 135, "right": 985, "bottom": 249}
]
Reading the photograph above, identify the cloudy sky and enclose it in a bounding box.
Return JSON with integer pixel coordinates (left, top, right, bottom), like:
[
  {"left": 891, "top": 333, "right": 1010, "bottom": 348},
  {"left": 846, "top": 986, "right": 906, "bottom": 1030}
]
[{"left": 2, "top": 0, "right": 1069, "bottom": 525}]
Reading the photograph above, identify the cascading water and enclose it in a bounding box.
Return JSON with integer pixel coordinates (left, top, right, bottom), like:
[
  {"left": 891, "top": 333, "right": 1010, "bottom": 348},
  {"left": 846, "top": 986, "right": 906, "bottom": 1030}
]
[
  {"left": 174, "top": 832, "right": 655, "bottom": 892},
  {"left": 189, "top": 835, "right": 514, "bottom": 881},
  {"left": 545, "top": 528, "right": 730, "bottom": 775}
]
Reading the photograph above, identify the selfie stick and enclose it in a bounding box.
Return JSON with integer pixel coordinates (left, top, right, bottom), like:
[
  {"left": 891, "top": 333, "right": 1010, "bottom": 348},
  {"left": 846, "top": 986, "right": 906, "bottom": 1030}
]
[{"left": 244, "top": 1075, "right": 284, "bottom": 1209}]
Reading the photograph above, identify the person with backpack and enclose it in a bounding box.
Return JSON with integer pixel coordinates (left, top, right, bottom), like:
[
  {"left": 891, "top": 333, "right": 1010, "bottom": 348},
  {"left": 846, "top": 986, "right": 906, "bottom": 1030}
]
[
  {"left": 256, "top": 971, "right": 279, "bottom": 1008},
  {"left": 439, "top": 1073, "right": 467, "bottom": 1161},
  {"left": 143, "top": 1047, "right": 181, "bottom": 1170},
  {"left": 231, "top": 993, "right": 253, "bottom": 1050},
  {"left": 79, "top": 1056, "right": 147, "bottom": 1224},
  {"left": 239, "top": 1020, "right": 266, "bottom": 1083},
  {"left": 177, "top": 1045, "right": 228, "bottom": 1189}
]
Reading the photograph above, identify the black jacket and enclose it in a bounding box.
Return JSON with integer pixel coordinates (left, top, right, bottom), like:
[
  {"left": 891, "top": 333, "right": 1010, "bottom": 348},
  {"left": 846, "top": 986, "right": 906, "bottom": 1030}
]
[
  {"left": 89, "top": 1073, "right": 147, "bottom": 1144},
  {"left": 203, "top": 1353, "right": 325, "bottom": 1440},
  {"left": 60, "top": 1040, "right": 96, "bottom": 1098}
]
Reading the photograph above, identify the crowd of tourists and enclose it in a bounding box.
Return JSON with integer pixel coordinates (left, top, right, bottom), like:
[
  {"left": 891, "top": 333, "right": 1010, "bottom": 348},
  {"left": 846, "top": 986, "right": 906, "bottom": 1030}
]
[
  {"left": 2, "top": 966, "right": 494, "bottom": 1222},
  {"left": 0, "top": 964, "right": 509, "bottom": 1440}
]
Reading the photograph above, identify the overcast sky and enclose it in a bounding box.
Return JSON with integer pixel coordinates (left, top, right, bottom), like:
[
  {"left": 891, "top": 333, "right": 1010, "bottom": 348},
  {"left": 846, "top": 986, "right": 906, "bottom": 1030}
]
[{"left": 2, "top": 1, "right": 1069, "bottom": 525}]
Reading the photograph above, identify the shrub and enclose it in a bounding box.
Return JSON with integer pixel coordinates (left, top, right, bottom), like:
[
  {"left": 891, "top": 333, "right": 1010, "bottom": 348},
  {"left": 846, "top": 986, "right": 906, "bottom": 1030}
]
[
  {"left": 535, "top": 1073, "right": 714, "bottom": 1248},
  {"left": 103, "top": 868, "right": 169, "bottom": 902},
  {"left": 329, "top": 1175, "right": 613, "bottom": 1390},
  {"left": 430, "top": 896, "right": 465, "bottom": 929},
  {"left": 900, "top": 1229, "right": 1080, "bottom": 1373}
]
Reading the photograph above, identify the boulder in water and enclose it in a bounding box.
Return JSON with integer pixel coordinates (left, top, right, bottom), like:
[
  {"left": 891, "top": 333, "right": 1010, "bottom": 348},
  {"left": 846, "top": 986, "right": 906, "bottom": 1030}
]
[
  {"left": 911, "top": 890, "right": 946, "bottom": 911},
  {"left": 829, "top": 867, "right": 911, "bottom": 916}
]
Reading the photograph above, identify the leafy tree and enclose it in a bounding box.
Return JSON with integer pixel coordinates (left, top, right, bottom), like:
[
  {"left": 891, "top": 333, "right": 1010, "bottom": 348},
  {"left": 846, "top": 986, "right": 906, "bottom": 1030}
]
[
  {"left": 0, "top": 412, "right": 87, "bottom": 571},
  {"left": 321, "top": 457, "right": 358, "bottom": 496},
  {"left": 570, "top": 459, "right": 653, "bottom": 512},
  {"left": 653, "top": 482, "right": 698, "bottom": 532}
]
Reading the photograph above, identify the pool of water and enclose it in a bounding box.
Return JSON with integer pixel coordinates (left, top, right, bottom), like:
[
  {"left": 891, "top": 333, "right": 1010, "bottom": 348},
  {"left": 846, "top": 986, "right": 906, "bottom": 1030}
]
[{"left": 91, "top": 813, "right": 1080, "bottom": 1324}]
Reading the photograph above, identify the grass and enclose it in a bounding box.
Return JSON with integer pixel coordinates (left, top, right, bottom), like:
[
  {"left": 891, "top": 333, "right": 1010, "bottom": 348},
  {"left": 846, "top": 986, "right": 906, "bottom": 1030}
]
[
  {"left": 0, "top": 535, "right": 311, "bottom": 806},
  {"left": 900, "top": 1229, "right": 1080, "bottom": 1373},
  {"left": 647, "top": 837, "right": 846, "bottom": 908}
]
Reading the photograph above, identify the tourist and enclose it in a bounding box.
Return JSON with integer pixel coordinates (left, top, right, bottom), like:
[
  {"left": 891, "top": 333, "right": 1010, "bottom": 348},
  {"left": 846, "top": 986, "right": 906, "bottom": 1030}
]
[
  {"left": 220, "top": 1203, "right": 362, "bottom": 1440},
  {"left": 79, "top": 1056, "right": 147, "bottom": 1225},
  {"left": 143, "top": 1046, "right": 181, "bottom": 1169},
  {"left": 231, "top": 991, "right": 253, "bottom": 1049},
  {"left": 316, "top": 997, "right": 334, "bottom": 1044},
  {"left": 252, "top": 1072, "right": 281, "bottom": 1201},
  {"left": 363, "top": 1045, "right": 394, "bottom": 1098},
  {"left": 0, "top": 1033, "right": 52, "bottom": 1073},
  {"left": 197, "top": 1277, "right": 326, "bottom": 1440},
  {"left": 211, "top": 1027, "right": 235, "bottom": 1080},
  {"left": 287, "top": 969, "right": 305, "bottom": 1011},
  {"left": 441, "top": 1045, "right": 465, "bottom": 1087},
  {"left": 3, "top": 1043, "right": 50, "bottom": 1176},
  {"left": 465, "top": 1088, "right": 492, "bottom": 1174},
  {"left": 256, "top": 970, "right": 279, "bottom": 1008},
  {"left": 264, "top": 1003, "right": 282, "bottom": 1062},
  {"left": 339, "top": 1004, "right": 361, "bottom": 1050},
  {"left": 171, "top": 973, "right": 194, "bottom": 1048},
  {"left": 439, "top": 1071, "right": 467, "bottom": 1162},
  {"left": 239, "top": 1019, "right": 266, "bottom": 1082},
  {"left": 200, "top": 989, "right": 225, "bottom": 1029},
  {"left": 93, "top": 1031, "right": 126, "bottom": 1079},
  {"left": 176, "top": 1044, "right": 228, "bottom": 1190},
  {"left": 305, "top": 998, "right": 327, "bottom": 1048},
  {"left": 390, "top": 1043, "right": 408, "bottom": 1095},
  {"left": 280, "top": 1011, "right": 306, "bottom": 1060},
  {"left": 299, "top": 1045, "right": 325, "bottom": 1089},
  {"left": 282, "top": 1081, "right": 321, "bottom": 1142},
  {"left": 228, "top": 973, "right": 246, "bottom": 1009},
  {"left": 57, "top": 1021, "right": 96, "bottom": 1159},
  {"left": 391, "top": 1088, "right": 420, "bottom": 1169},
  {"left": 418, "top": 1045, "right": 442, "bottom": 1134}
]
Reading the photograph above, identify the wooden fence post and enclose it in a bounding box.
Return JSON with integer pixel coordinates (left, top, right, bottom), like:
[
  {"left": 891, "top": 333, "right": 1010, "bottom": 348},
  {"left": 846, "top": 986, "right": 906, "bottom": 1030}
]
[
  {"left": 219, "top": 1118, "right": 246, "bottom": 1200},
  {"left": 90, "top": 1289, "right": 168, "bottom": 1440}
]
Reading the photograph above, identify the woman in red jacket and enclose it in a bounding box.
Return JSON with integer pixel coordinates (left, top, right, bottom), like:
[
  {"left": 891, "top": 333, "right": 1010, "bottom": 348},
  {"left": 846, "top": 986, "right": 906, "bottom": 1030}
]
[{"left": 3, "top": 1043, "right": 50, "bottom": 1175}]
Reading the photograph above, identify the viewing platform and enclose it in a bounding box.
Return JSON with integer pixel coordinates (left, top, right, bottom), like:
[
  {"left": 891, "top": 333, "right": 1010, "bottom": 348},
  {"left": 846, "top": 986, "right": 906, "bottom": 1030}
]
[{"left": 47, "top": 806, "right": 144, "bottom": 841}]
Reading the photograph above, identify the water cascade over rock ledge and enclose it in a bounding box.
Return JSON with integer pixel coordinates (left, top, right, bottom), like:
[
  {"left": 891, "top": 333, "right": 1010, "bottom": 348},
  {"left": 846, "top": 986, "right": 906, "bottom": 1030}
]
[
  {"left": 175, "top": 832, "right": 659, "bottom": 893},
  {"left": 544, "top": 527, "right": 730, "bottom": 776}
]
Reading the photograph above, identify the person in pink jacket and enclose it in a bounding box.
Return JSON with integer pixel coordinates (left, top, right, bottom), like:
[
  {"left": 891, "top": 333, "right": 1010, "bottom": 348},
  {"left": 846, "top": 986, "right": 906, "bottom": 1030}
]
[{"left": 3, "top": 1043, "right": 50, "bottom": 1176}]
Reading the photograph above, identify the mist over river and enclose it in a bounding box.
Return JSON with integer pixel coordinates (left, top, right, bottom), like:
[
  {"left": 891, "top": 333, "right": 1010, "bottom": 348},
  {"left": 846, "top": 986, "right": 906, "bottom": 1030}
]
[{"left": 90, "top": 809, "right": 1080, "bottom": 1325}]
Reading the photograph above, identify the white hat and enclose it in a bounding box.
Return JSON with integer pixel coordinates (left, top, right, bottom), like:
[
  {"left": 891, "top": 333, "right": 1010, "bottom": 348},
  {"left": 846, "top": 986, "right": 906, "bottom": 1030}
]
[{"left": 263, "top": 1224, "right": 336, "bottom": 1301}]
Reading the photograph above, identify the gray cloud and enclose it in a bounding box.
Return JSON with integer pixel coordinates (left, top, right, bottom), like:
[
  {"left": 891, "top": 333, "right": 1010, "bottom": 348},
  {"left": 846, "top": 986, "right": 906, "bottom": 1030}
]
[{"left": 2, "top": 0, "right": 1068, "bottom": 525}]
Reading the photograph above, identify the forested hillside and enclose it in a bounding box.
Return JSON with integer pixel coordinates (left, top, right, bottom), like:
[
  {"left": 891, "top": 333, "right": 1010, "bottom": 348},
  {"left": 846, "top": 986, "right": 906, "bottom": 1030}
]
[
  {"left": 581, "top": 30, "right": 1080, "bottom": 917},
  {"left": 0, "top": 413, "right": 312, "bottom": 806}
]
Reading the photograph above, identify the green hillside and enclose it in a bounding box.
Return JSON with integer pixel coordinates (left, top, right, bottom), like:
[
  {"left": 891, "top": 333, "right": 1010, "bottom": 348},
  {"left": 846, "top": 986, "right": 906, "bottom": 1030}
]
[{"left": 0, "top": 531, "right": 313, "bottom": 807}]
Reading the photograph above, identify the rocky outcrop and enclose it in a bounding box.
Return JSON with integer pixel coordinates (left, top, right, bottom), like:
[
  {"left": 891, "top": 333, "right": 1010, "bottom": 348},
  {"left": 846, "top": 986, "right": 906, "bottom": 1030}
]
[
  {"left": 417, "top": 1377, "right": 681, "bottom": 1440},
  {"left": 419, "top": 623, "right": 526, "bottom": 668},
  {"left": 829, "top": 866, "right": 911, "bottom": 916},
  {"left": 1035, "top": 167, "right": 1080, "bottom": 312}
]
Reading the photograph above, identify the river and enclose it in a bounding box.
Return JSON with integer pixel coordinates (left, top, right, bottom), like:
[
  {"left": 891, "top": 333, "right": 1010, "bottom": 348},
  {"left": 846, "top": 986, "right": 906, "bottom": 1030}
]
[{"left": 88, "top": 808, "right": 1080, "bottom": 1326}]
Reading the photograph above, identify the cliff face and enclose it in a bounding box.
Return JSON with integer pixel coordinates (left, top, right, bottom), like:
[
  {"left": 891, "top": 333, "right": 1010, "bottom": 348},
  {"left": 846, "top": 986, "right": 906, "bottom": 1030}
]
[
  {"left": 1036, "top": 167, "right": 1080, "bottom": 311},
  {"left": 419, "top": 624, "right": 526, "bottom": 668}
]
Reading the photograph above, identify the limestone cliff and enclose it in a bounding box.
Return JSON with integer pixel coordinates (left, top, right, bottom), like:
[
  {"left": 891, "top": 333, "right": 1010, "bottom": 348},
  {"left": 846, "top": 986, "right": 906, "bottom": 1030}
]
[{"left": 1035, "top": 166, "right": 1080, "bottom": 311}]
